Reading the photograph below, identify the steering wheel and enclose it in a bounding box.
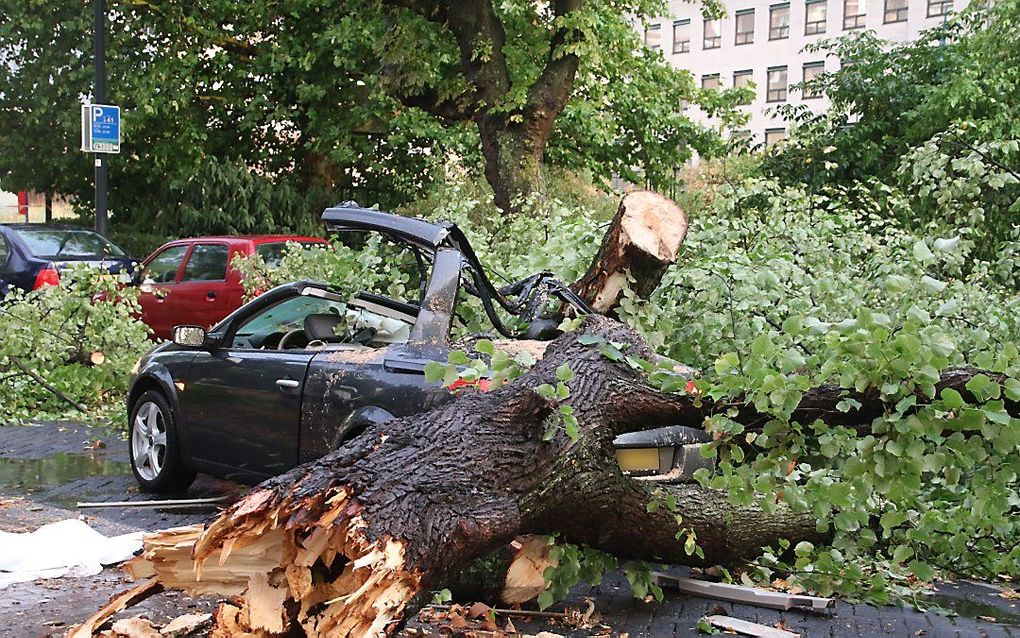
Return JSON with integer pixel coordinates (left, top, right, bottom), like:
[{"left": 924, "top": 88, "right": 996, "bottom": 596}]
[{"left": 277, "top": 329, "right": 305, "bottom": 350}]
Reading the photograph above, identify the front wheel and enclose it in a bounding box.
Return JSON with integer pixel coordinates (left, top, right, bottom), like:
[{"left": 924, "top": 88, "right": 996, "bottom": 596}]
[{"left": 129, "top": 390, "right": 196, "bottom": 492}]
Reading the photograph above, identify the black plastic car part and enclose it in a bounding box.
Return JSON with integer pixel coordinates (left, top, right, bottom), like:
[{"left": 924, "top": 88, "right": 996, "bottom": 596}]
[{"left": 321, "top": 203, "right": 594, "bottom": 340}]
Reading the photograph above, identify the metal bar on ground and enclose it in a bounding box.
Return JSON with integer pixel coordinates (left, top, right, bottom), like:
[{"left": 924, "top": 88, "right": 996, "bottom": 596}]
[
  {"left": 705, "top": 614, "right": 800, "bottom": 638},
  {"left": 76, "top": 496, "right": 228, "bottom": 509},
  {"left": 653, "top": 572, "right": 834, "bottom": 611}
]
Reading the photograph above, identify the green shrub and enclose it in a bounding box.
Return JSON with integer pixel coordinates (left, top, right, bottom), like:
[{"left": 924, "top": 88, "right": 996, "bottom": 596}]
[{"left": 0, "top": 267, "right": 152, "bottom": 423}]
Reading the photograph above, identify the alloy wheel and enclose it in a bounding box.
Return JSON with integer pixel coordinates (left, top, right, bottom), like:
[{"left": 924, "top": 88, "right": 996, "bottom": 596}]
[{"left": 131, "top": 401, "right": 167, "bottom": 481}]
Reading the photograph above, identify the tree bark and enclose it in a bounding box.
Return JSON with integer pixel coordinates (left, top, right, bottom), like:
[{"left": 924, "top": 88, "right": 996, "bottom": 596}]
[{"left": 121, "top": 316, "right": 820, "bottom": 637}]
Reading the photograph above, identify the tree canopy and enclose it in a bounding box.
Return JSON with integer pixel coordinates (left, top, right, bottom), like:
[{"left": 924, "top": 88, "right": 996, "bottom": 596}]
[{"left": 0, "top": 0, "right": 743, "bottom": 233}]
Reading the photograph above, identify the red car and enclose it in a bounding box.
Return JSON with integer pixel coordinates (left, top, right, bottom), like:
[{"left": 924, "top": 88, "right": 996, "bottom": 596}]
[{"left": 137, "top": 235, "right": 327, "bottom": 339}]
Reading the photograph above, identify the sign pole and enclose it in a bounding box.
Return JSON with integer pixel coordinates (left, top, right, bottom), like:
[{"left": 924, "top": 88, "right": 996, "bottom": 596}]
[{"left": 93, "top": 0, "right": 108, "bottom": 236}]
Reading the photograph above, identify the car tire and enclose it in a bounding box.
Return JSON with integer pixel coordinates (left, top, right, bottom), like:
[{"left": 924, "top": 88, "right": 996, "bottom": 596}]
[{"left": 128, "top": 390, "right": 196, "bottom": 493}]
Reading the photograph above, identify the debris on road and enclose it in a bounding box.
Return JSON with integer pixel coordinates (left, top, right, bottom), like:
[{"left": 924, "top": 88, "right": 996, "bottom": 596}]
[
  {"left": 157, "top": 612, "right": 212, "bottom": 637},
  {"left": 66, "top": 579, "right": 163, "bottom": 637},
  {"left": 109, "top": 616, "right": 160, "bottom": 638},
  {"left": 654, "top": 572, "right": 834, "bottom": 611},
  {"left": 0, "top": 519, "right": 142, "bottom": 588},
  {"left": 703, "top": 614, "right": 800, "bottom": 637}
]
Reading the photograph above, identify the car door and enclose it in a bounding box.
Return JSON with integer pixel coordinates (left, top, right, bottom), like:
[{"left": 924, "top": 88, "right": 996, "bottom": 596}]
[
  {"left": 137, "top": 244, "right": 190, "bottom": 339},
  {"left": 172, "top": 242, "right": 234, "bottom": 330},
  {"left": 179, "top": 290, "right": 347, "bottom": 480}
]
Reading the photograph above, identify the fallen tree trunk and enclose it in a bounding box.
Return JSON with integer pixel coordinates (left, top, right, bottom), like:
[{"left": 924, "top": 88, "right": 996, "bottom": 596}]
[
  {"left": 119, "top": 316, "right": 820, "bottom": 637},
  {"left": 109, "top": 313, "right": 1019, "bottom": 636}
]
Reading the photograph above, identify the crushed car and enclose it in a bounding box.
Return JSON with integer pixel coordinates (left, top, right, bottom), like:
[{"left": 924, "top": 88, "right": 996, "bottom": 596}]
[{"left": 126, "top": 203, "right": 708, "bottom": 492}]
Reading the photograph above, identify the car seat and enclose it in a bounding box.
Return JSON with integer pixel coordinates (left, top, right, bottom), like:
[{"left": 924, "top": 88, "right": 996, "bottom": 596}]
[{"left": 304, "top": 313, "right": 344, "bottom": 344}]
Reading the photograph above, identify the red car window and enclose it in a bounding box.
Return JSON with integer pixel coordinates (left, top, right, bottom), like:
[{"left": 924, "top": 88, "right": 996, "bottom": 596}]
[
  {"left": 181, "top": 243, "right": 230, "bottom": 282},
  {"left": 144, "top": 245, "right": 189, "bottom": 283},
  {"left": 255, "top": 241, "right": 323, "bottom": 267}
]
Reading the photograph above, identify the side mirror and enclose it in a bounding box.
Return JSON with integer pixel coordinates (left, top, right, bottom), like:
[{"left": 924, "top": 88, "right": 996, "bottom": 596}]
[{"left": 172, "top": 325, "right": 208, "bottom": 348}]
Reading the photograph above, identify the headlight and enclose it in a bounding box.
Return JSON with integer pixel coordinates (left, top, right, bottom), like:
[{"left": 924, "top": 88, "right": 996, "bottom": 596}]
[{"left": 615, "top": 447, "right": 668, "bottom": 473}]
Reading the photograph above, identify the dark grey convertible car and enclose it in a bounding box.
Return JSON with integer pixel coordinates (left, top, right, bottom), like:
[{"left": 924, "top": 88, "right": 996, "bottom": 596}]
[{"left": 127, "top": 204, "right": 708, "bottom": 491}]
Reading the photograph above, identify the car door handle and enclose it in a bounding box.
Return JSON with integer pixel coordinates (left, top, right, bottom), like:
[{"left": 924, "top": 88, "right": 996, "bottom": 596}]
[
  {"left": 206, "top": 291, "right": 217, "bottom": 299},
  {"left": 276, "top": 379, "right": 300, "bottom": 390}
]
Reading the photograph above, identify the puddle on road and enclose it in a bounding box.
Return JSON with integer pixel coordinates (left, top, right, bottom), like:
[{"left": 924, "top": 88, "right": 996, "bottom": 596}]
[
  {"left": 0, "top": 453, "right": 130, "bottom": 492},
  {"left": 923, "top": 592, "right": 1020, "bottom": 626}
]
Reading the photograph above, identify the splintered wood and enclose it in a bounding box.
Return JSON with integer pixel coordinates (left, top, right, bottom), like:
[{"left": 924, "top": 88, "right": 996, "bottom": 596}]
[
  {"left": 570, "top": 190, "right": 688, "bottom": 314},
  {"left": 124, "top": 486, "right": 422, "bottom": 637}
]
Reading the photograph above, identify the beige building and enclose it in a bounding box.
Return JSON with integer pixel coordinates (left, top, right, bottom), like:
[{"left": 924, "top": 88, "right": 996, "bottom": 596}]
[{"left": 643, "top": 0, "right": 966, "bottom": 145}]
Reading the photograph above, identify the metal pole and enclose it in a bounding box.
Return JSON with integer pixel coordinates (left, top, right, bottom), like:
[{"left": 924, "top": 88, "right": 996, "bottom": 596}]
[{"left": 93, "top": 0, "right": 108, "bottom": 235}]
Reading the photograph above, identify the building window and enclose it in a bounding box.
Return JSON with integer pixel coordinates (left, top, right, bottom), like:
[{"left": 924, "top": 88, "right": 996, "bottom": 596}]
[
  {"left": 805, "top": 0, "right": 827, "bottom": 34},
  {"left": 702, "top": 73, "right": 721, "bottom": 89},
  {"left": 927, "top": 0, "right": 953, "bottom": 16},
  {"left": 704, "top": 19, "right": 721, "bottom": 49},
  {"left": 735, "top": 9, "right": 755, "bottom": 44},
  {"left": 767, "top": 66, "right": 788, "bottom": 102},
  {"left": 765, "top": 128, "right": 787, "bottom": 146},
  {"left": 645, "top": 23, "right": 662, "bottom": 50},
  {"left": 673, "top": 19, "right": 691, "bottom": 53},
  {"left": 770, "top": 4, "right": 791, "bottom": 39},
  {"left": 734, "top": 70, "right": 754, "bottom": 104},
  {"left": 733, "top": 69, "right": 754, "bottom": 88},
  {"left": 802, "top": 62, "right": 825, "bottom": 98},
  {"left": 884, "top": 0, "right": 907, "bottom": 22},
  {"left": 732, "top": 130, "right": 753, "bottom": 148},
  {"left": 844, "top": 0, "right": 866, "bottom": 28}
]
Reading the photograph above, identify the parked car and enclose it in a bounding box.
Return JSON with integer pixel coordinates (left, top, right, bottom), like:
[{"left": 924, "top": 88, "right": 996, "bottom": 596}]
[
  {"left": 136, "top": 235, "right": 327, "bottom": 340},
  {"left": 126, "top": 205, "right": 708, "bottom": 492},
  {"left": 0, "top": 224, "right": 133, "bottom": 296}
]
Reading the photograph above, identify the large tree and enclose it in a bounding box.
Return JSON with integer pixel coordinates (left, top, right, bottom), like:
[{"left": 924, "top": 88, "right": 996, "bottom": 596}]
[{"left": 0, "top": 0, "right": 744, "bottom": 228}]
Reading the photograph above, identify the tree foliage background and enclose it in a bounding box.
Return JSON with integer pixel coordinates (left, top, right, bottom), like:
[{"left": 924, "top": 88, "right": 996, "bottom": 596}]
[{"left": 0, "top": 0, "right": 741, "bottom": 245}]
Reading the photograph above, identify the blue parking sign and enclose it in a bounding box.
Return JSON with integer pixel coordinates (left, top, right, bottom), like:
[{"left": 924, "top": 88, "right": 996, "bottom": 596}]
[{"left": 81, "top": 104, "right": 121, "bottom": 153}]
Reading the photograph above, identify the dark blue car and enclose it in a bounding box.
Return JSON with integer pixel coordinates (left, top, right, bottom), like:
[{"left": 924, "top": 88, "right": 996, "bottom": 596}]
[{"left": 0, "top": 224, "right": 134, "bottom": 296}]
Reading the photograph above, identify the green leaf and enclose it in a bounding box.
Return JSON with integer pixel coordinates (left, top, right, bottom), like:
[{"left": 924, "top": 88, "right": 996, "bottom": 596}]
[
  {"left": 940, "top": 388, "right": 965, "bottom": 409},
  {"left": 794, "top": 541, "right": 814, "bottom": 557},
  {"left": 892, "top": 545, "right": 914, "bottom": 564},
  {"left": 424, "top": 361, "right": 445, "bottom": 383},
  {"left": 908, "top": 560, "right": 935, "bottom": 582},
  {"left": 912, "top": 240, "right": 935, "bottom": 262},
  {"left": 474, "top": 339, "right": 494, "bottom": 356},
  {"left": 556, "top": 363, "right": 575, "bottom": 382},
  {"left": 577, "top": 334, "right": 603, "bottom": 346},
  {"left": 536, "top": 590, "right": 554, "bottom": 611}
]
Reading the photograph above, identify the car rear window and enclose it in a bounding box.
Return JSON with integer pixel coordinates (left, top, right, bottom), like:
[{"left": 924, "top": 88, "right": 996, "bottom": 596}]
[
  {"left": 255, "top": 241, "right": 323, "bottom": 267},
  {"left": 18, "top": 229, "right": 126, "bottom": 259}
]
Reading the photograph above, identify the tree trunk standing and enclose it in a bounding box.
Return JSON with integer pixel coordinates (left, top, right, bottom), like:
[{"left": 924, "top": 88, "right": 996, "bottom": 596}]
[
  {"left": 570, "top": 191, "right": 689, "bottom": 314},
  {"left": 389, "top": 0, "right": 583, "bottom": 214},
  {"left": 45, "top": 191, "right": 53, "bottom": 224},
  {"left": 120, "top": 317, "right": 821, "bottom": 637},
  {"left": 478, "top": 117, "right": 545, "bottom": 214}
]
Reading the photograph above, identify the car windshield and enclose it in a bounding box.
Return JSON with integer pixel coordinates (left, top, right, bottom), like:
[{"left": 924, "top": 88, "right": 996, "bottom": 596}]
[
  {"left": 18, "top": 229, "right": 126, "bottom": 259},
  {"left": 237, "top": 294, "right": 348, "bottom": 337}
]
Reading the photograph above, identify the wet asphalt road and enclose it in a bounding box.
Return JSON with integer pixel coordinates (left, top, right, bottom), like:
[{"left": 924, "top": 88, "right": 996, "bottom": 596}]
[{"left": 2, "top": 421, "right": 1019, "bottom": 637}]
